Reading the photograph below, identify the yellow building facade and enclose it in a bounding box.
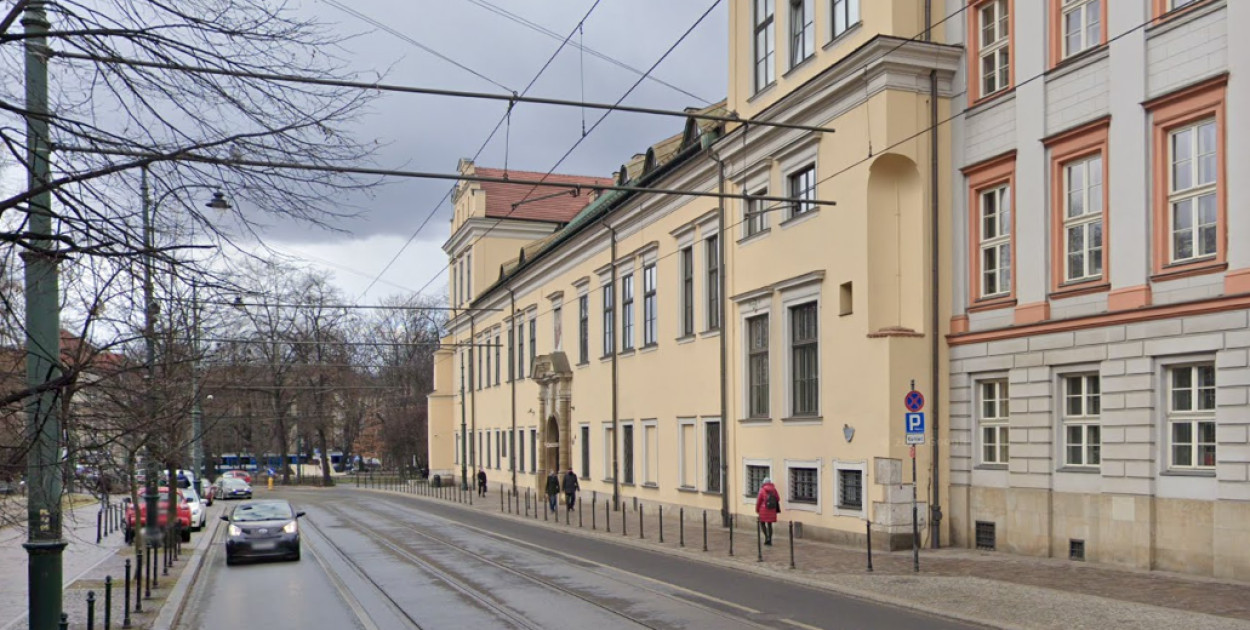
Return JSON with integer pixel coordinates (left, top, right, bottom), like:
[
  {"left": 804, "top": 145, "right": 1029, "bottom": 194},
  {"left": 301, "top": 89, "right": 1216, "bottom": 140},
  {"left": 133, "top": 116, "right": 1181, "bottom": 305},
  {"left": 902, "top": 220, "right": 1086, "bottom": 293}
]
[{"left": 429, "top": 0, "right": 960, "bottom": 547}]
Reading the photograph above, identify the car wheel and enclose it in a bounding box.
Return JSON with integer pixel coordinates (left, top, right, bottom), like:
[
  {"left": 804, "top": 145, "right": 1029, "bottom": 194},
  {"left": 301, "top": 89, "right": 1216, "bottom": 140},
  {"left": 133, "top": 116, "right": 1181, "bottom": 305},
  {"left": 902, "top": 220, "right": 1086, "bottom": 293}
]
[
  {"left": 290, "top": 546, "right": 300, "bottom": 562},
  {"left": 225, "top": 553, "right": 236, "bottom": 566}
]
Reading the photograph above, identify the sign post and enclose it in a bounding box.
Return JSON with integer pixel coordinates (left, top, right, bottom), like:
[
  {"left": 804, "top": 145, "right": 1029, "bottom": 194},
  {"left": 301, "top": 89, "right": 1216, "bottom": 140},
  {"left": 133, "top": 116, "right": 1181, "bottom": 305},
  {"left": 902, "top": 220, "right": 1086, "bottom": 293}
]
[{"left": 904, "top": 381, "right": 924, "bottom": 573}]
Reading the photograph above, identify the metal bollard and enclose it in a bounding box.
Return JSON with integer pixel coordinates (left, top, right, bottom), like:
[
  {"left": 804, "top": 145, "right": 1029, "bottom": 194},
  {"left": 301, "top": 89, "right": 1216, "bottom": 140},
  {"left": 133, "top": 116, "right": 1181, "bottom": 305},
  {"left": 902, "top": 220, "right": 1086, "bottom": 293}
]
[
  {"left": 866, "top": 519, "right": 873, "bottom": 572},
  {"left": 679, "top": 507, "right": 685, "bottom": 547},
  {"left": 105, "top": 575, "right": 113, "bottom": 630},
  {"left": 131, "top": 556, "right": 140, "bottom": 615},
  {"left": 508, "top": 492, "right": 512, "bottom": 514},
  {"left": 525, "top": 489, "right": 530, "bottom": 517},
  {"left": 789, "top": 521, "right": 796, "bottom": 569},
  {"left": 605, "top": 499, "right": 610, "bottom": 533},
  {"left": 639, "top": 505, "right": 644, "bottom": 539},
  {"left": 59, "top": 612, "right": 68, "bottom": 630},
  {"left": 591, "top": 496, "right": 596, "bottom": 529},
  {"left": 97, "top": 509, "right": 103, "bottom": 543},
  {"left": 659, "top": 506, "right": 664, "bottom": 543},
  {"left": 501, "top": 484, "right": 504, "bottom": 512},
  {"left": 565, "top": 499, "right": 570, "bottom": 525},
  {"left": 621, "top": 501, "right": 626, "bottom": 536},
  {"left": 578, "top": 497, "right": 583, "bottom": 527},
  {"left": 87, "top": 589, "right": 96, "bottom": 630},
  {"left": 143, "top": 549, "right": 151, "bottom": 600},
  {"left": 729, "top": 512, "right": 734, "bottom": 557},
  {"left": 703, "top": 510, "right": 708, "bottom": 552},
  {"left": 543, "top": 496, "right": 548, "bottom": 521},
  {"left": 757, "top": 520, "right": 763, "bottom": 562}
]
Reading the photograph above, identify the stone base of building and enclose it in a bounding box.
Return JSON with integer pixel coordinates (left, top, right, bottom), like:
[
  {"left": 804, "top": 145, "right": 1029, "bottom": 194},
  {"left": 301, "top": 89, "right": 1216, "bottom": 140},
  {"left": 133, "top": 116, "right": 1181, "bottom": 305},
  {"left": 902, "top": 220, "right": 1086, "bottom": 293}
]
[{"left": 950, "top": 485, "right": 1250, "bottom": 579}]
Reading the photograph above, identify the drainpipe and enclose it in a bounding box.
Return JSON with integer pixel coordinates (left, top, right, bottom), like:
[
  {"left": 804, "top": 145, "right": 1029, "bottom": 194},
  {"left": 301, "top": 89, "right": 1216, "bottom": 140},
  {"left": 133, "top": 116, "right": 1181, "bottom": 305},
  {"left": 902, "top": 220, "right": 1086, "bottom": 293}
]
[
  {"left": 708, "top": 146, "right": 730, "bottom": 527},
  {"left": 507, "top": 286, "right": 517, "bottom": 494},
  {"left": 603, "top": 220, "right": 620, "bottom": 511},
  {"left": 928, "top": 9, "right": 943, "bottom": 548},
  {"left": 470, "top": 316, "right": 477, "bottom": 483}
]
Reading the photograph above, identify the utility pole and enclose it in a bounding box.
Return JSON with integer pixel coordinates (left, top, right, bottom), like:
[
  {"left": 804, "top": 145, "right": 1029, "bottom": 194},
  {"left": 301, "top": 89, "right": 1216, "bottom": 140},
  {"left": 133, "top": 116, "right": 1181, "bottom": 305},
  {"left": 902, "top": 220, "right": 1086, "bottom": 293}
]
[
  {"left": 190, "top": 280, "right": 203, "bottom": 497},
  {"left": 22, "top": 4, "right": 66, "bottom": 628},
  {"left": 141, "top": 167, "right": 161, "bottom": 556}
]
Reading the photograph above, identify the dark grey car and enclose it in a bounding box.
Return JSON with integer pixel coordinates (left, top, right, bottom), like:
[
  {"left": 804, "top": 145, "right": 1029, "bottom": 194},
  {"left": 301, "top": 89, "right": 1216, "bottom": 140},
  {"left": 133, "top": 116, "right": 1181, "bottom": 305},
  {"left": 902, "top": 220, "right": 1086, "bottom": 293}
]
[{"left": 222, "top": 500, "right": 304, "bottom": 565}]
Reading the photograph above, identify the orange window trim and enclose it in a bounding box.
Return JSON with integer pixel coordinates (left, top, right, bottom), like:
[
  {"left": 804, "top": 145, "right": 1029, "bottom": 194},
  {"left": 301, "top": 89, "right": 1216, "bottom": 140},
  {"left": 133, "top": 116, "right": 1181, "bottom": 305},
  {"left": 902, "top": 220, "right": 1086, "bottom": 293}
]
[
  {"left": 967, "top": 0, "right": 1016, "bottom": 105},
  {"left": 963, "top": 151, "right": 1017, "bottom": 309},
  {"left": 1045, "top": 116, "right": 1110, "bottom": 298},
  {"left": 1151, "top": 0, "right": 1215, "bottom": 23},
  {"left": 1146, "top": 75, "right": 1227, "bottom": 280},
  {"left": 1048, "top": 0, "right": 1108, "bottom": 69}
]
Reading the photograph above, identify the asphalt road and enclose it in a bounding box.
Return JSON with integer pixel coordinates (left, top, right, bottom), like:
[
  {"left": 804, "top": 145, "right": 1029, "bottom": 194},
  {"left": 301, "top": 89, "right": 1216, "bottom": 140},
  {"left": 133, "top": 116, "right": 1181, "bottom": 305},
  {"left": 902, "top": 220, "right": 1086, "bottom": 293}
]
[{"left": 178, "top": 487, "right": 979, "bottom": 629}]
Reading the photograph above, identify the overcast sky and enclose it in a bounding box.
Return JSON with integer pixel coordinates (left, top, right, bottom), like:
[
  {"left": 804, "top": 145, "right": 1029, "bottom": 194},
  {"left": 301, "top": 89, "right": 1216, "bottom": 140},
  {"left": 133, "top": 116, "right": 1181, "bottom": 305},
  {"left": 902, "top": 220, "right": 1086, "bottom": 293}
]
[{"left": 266, "top": 0, "right": 728, "bottom": 304}]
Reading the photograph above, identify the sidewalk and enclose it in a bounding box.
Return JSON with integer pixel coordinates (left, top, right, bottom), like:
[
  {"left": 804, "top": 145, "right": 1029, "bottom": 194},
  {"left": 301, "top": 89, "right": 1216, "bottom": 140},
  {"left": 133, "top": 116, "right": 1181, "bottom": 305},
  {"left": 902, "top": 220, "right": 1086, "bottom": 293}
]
[{"left": 360, "top": 480, "right": 1250, "bottom": 630}]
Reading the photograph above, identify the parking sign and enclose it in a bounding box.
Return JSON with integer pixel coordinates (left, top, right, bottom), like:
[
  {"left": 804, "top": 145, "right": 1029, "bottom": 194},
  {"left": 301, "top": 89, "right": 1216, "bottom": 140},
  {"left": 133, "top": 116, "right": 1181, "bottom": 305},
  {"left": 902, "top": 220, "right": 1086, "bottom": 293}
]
[{"left": 905, "top": 412, "right": 925, "bottom": 445}]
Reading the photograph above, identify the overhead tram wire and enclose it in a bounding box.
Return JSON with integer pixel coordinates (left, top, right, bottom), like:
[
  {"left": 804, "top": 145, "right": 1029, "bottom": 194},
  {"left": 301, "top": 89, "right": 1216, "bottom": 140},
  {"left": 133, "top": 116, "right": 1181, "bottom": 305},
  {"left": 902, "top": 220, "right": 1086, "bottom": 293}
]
[
  {"left": 407, "top": 0, "right": 726, "bottom": 298},
  {"left": 463, "top": 0, "right": 713, "bottom": 105}
]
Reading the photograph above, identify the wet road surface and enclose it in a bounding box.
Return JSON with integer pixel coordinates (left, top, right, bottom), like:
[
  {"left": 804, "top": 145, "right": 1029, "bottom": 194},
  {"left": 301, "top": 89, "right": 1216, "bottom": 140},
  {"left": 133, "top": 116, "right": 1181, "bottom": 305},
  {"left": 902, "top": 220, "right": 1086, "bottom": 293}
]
[{"left": 178, "top": 487, "right": 980, "bottom": 629}]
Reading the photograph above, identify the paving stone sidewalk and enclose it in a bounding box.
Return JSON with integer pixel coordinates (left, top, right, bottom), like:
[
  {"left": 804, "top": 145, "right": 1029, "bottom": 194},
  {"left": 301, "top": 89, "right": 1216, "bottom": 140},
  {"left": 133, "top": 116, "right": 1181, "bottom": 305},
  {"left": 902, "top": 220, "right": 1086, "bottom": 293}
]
[{"left": 361, "top": 480, "right": 1250, "bottom": 630}]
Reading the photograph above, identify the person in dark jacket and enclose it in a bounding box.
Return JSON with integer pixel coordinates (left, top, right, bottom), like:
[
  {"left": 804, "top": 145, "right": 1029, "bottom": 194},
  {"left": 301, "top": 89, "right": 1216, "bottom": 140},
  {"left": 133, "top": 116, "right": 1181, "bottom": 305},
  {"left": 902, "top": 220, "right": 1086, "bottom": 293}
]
[
  {"left": 755, "top": 478, "right": 780, "bottom": 545},
  {"left": 562, "top": 468, "right": 580, "bottom": 512},
  {"left": 476, "top": 468, "right": 487, "bottom": 497},
  {"left": 545, "top": 470, "right": 560, "bottom": 513}
]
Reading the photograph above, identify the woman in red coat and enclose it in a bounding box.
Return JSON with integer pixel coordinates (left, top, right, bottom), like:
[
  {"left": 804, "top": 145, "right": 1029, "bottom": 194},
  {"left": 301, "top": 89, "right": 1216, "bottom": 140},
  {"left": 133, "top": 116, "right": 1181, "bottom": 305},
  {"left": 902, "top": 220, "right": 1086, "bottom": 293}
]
[{"left": 755, "top": 478, "right": 781, "bottom": 545}]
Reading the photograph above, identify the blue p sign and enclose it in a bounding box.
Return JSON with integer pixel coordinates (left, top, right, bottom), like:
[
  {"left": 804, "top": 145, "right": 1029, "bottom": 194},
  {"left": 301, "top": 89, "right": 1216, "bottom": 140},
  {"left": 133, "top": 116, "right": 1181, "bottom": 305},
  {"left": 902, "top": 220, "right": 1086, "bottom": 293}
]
[{"left": 905, "top": 412, "right": 925, "bottom": 433}]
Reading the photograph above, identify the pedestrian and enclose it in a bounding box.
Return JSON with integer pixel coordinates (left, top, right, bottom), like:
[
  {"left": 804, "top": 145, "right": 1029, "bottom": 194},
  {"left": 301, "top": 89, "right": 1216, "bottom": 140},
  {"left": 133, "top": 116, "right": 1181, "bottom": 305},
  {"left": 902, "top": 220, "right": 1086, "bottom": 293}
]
[
  {"left": 477, "top": 468, "right": 487, "bottom": 497},
  {"left": 755, "top": 478, "right": 780, "bottom": 546},
  {"left": 545, "top": 470, "right": 560, "bottom": 513},
  {"left": 562, "top": 468, "right": 579, "bottom": 512}
]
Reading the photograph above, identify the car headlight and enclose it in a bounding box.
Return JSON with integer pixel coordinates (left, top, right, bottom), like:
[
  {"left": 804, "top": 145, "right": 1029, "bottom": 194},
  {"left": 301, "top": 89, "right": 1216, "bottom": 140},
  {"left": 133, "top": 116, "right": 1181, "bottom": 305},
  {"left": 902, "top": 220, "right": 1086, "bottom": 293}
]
[
  {"left": 228, "top": 524, "right": 242, "bottom": 537},
  {"left": 282, "top": 520, "right": 298, "bottom": 534}
]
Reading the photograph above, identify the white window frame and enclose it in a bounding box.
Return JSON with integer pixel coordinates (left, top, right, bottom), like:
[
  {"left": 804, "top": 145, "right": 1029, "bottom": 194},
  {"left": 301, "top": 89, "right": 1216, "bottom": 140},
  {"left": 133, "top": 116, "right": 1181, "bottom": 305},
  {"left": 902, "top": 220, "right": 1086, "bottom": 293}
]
[
  {"left": 1166, "top": 363, "right": 1216, "bottom": 471},
  {"left": 1063, "top": 155, "right": 1103, "bottom": 282},
  {"left": 1167, "top": 119, "right": 1218, "bottom": 264},
  {"left": 832, "top": 459, "right": 867, "bottom": 517},
  {"left": 978, "top": 378, "right": 1010, "bottom": 466},
  {"left": 552, "top": 303, "right": 563, "bottom": 352},
  {"left": 753, "top": 0, "right": 776, "bottom": 92},
  {"left": 1061, "top": 373, "right": 1101, "bottom": 468},
  {"left": 641, "top": 419, "right": 659, "bottom": 487},
  {"left": 744, "top": 187, "right": 769, "bottom": 237},
  {"left": 621, "top": 420, "right": 635, "bottom": 485},
  {"left": 643, "top": 263, "right": 658, "bottom": 346},
  {"left": 742, "top": 458, "right": 773, "bottom": 505},
  {"left": 579, "top": 423, "right": 590, "bottom": 480},
  {"left": 678, "top": 417, "right": 698, "bottom": 490},
  {"left": 455, "top": 433, "right": 460, "bottom": 465},
  {"left": 601, "top": 280, "right": 615, "bottom": 358},
  {"left": 979, "top": 0, "right": 1010, "bottom": 97},
  {"left": 784, "top": 458, "right": 822, "bottom": 514},
  {"left": 789, "top": 0, "right": 814, "bottom": 68},
  {"left": 830, "top": 0, "right": 860, "bottom": 40},
  {"left": 1061, "top": 0, "right": 1100, "bottom": 59},
  {"left": 680, "top": 246, "right": 695, "bottom": 337},
  {"left": 979, "top": 184, "right": 1012, "bottom": 298},
  {"left": 529, "top": 427, "right": 537, "bottom": 474},
  {"left": 602, "top": 423, "right": 615, "bottom": 481},
  {"left": 787, "top": 165, "right": 817, "bottom": 219},
  {"left": 781, "top": 281, "right": 821, "bottom": 420},
  {"left": 742, "top": 307, "right": 771, "bottom": 420},
  {"left": 621, "top": 272, "right": 636, "bottom": 351},
  {"left": 705, "top": 235, "right": 721, "bottom": 331}
]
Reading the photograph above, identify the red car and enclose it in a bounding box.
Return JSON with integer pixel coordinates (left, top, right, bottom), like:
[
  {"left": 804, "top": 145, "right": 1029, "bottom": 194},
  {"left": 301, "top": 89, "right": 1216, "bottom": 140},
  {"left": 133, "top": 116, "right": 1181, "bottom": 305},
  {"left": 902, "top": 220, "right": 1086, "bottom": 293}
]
[
  {"left": 124, "top": 487, "right": 192, "bottom": 543},
  {"left": 223, "top": 470, "right": 253, "bottom": 484}
]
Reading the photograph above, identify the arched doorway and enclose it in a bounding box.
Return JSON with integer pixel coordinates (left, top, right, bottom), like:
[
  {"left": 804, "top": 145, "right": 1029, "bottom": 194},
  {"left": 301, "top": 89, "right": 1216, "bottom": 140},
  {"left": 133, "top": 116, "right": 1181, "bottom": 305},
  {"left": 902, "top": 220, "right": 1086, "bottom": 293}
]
[{"left": 545, "top": 415, "right": 560, "bottom": 475}]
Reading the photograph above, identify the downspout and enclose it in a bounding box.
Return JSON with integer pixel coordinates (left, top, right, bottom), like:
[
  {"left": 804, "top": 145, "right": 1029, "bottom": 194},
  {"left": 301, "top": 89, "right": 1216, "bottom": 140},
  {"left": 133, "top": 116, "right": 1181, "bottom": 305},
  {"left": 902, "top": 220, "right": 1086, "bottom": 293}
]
[
  {"left": 708, "top": 145, "right": 730, "bottom": 527},
  {"left": 470, "top": 316, "right": 477, "bottom": 478},
  {"left": 508, "top": 286, "right": 517, "bottom": 494},
  {"left": 927, "top": 3, "right": 943, "bottom": 548},
  {"left": 605, "top": 220, "right": 620, "bottom": 511}
]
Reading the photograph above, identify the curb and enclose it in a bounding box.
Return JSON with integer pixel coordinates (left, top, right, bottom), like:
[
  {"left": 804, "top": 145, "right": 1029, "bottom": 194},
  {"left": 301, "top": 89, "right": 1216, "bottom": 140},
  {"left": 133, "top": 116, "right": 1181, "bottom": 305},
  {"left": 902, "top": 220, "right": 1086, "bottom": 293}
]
[{"left": 151, "top": 512, "right": 220, "bottom": 629}]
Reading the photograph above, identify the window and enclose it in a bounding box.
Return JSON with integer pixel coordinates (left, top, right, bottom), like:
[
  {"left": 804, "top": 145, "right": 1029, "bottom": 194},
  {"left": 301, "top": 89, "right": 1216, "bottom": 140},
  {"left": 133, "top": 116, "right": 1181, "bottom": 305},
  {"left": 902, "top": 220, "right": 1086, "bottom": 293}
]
[
  {"left": 753, "top": 0, "right": 775, "bottom": 92},
  {"left": 681, "top": 248, "right": 695, "bottom": 337},
  {"left": 519, "top": 430, "right": 525, "bottom": 473},
  {"left": 486, "top": 431, "right": 491, "bottom": 469},
  {"left": 643, "top": 421, "right": 658, "bottom": 485},
  {"left": 623, "top": 424, "right": 634, "bottom": 484},
  {"left": 507, "top": 324, "right": 515, "bottom": 382},
  {"left": 553, "top": 306, "right": 563, "bottom": 352},
  {"left": 1061, "top": 0, "right": 1101, "bottom": 59},
  {"left": 484, "top": 335, "right": 491, "bottom": 389},
  {"left": 979, "top": 185, "right": 1012, "bottom": 298},
  {"left": 603, "top": 425, "right": 614, "bottom": 480},
  {"left": 455, "top": 434, "right": 460, "bottom": 465},
  {"left": 602, "top": 283, "right": 614, "bottom": 357},
  {"left": 705, "top": 420, "right": 722, "bottom": 493},
  {"left": 1063, "top": 375, "right": 1101, "bottom": 467},
  {"left": 790, "top": 303, "right": 819, "bottom": 416},
  {"left": 789, "top": 0, "right": 814, "bottom": 68},
  {"left": 466, "top": 254, "right": 472, "bottom": 302},
  {"left": 831, "top": 0, "right": 860, "bottom": 38},
  {"left": 622, "top": 273, "right": 635, "bottom": 351},
  {"left": 748, "top": 314, "right": 770, "bottom": 418},
  {"left": 976, "top": 0, "right": 1011, "bottom": 98},
  {"left": 643, "top": 264, "right": 657, "bottom": 346},
  {"left": 494, "top": 333, "right": 501, "bottom": 385},
  {"left": 580, "top": 425, "right": 590, "bottom": 479},
  {"left": 1061, "top": 156, "right": 1103, "bottom": 282},
  {"left": 471, "top": 347, "right": 478, "bottom": 390},
  {"left": 497, "top": 429, "right": 503, "bottom": 463},
  {"left": 706, "top": 236, "right": 720, "bottom": 330},
  {"left": 788, "top": 166, "right": 816, "bottom": 218},
  {"left": 510, "top": 430, "right": 515, "bottom": 468},
  {"left": 980, "top": 380, "right": 1010, "bottom": 465},
  {"left": 529, "top": 316, "right": 536, "bottom": 369},
  {"left": 517, "top": 320, "right": 525, "bottom": 379},
  {"left": 788, "top": 467, "right": 817, "bottom": 504},
  {"left": 578, "top": 295, "right": 589, "bottom": 364},
  {"left": 745, "top": 464, "right": 770, "bottom": 497},
  {"left": 529, "top": 428, "right": 537, "bottom": 473},
  {"left": 745, "top": 189, "right": 768, "bottom": 237},
  {"left": 1168, "top": 364, "right": 1216, "bottom": 470},
  {"left": 679, "top": 420, "right": 697, "bottom": 488},
  {"left": 1168, "top": 119, "right": 1218, "bottom": 264},
  {"left": 837, "top": 468, "right": 863, "bottom": 510}
]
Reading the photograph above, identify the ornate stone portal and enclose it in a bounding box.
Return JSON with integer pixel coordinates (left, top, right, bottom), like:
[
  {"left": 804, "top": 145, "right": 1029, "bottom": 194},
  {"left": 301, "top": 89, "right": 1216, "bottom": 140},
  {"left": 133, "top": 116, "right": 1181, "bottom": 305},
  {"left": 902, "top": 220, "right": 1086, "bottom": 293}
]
[{"left": 531, "top": 352, "right": 572, "bottom": 489}]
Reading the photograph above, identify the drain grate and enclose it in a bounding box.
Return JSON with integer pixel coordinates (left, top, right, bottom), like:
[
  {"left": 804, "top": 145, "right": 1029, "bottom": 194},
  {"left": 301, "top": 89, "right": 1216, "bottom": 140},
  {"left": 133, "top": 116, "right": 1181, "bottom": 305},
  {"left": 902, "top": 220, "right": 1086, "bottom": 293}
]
[{"left": 975, "top": 521, "right": 996, "bottom": 551}]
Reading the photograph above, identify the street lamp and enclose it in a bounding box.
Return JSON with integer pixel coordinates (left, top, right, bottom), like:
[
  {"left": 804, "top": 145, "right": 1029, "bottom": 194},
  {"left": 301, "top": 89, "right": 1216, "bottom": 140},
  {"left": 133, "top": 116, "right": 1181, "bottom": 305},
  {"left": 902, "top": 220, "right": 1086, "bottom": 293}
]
[{"left": 140, "top": 165, "right": 230, "bottom": 547}]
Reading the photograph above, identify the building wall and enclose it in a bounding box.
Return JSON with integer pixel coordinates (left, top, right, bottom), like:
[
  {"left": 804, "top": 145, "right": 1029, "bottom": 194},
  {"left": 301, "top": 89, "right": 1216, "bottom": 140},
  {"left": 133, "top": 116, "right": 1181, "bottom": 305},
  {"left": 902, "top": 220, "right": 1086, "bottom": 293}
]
[{"left": 948, "top": 0, "right": 1250, "bottom": 577}]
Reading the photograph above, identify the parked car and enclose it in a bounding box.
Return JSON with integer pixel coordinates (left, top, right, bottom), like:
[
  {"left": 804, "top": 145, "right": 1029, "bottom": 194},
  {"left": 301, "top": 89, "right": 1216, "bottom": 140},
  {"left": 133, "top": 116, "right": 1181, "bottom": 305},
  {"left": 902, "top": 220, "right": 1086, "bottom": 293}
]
[
  {"left": 222, "top": 470, "right": 253, "bottom": 484},
  {"left": 183, "top": 487, "right": 207, "bottom": 531},
  {"left": 215, "top": 477, "right": 252, "bottom": 500},
  {"left": 124, "top": 487, "right": 192, "bottom": 543},
  {"left": 222, "top": 499, "right": 304, "bottom": 565}
]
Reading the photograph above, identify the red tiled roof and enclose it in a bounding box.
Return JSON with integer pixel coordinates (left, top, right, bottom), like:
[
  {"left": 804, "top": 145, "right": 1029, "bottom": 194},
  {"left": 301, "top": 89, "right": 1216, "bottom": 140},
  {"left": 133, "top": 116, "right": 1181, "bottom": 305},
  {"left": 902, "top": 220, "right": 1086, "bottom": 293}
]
[{"left": 473, "top": 167, "right": 613, "bottom": 223}]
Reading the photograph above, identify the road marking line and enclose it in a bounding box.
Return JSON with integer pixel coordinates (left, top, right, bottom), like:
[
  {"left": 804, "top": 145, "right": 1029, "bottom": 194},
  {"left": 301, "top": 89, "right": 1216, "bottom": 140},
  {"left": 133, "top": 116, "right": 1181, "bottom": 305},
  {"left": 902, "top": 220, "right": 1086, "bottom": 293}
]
[{"left": 779, "top": 618, "right": 823, "bottom": 630}]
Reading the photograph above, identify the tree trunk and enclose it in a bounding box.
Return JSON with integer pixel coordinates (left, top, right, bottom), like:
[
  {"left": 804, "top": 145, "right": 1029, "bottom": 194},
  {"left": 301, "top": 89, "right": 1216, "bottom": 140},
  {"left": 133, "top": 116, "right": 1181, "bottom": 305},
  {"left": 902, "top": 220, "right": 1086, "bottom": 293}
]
[{"left": 317, "top": 428, "right": 332, "bottom": 487}]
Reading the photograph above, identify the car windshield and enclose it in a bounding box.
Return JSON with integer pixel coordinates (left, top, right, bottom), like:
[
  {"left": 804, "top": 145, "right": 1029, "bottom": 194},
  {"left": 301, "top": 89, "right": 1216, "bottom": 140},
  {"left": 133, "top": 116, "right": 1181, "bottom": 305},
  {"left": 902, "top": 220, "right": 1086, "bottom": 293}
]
[
  {"left": 232, "top": 502, "right": 293, "bottom": 522},
  {"left": 222, "top": 479, "right": 247, "bottom": 488},
  {"left": 183, "top": 488, "right": 199, "bottom": 502}
]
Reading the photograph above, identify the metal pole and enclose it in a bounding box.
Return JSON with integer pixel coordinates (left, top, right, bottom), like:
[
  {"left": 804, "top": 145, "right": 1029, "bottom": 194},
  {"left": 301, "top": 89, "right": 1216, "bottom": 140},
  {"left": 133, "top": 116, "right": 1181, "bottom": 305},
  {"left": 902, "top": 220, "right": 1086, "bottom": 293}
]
[
  {"left": 104, "top": 575, "right": 112, "bottom": 630},
  {"left": 21, "top": 5, "right": 67, "bottom": 627},
  {"left": 728, "top": 512, "right": 733, "bottom": 556},
  {"left": 679, "top": 508, "right": 684, "bottom": 547},
  {"left": 460, "top": 354, "right": 468, "bottom": 491},
  {"left": 867, "top": 520, "right": 874, "bottom": 572},
  {"left": 702, "top": 510, "right": 708, "bottom": 552},
  {"left": 87, "top": 590, "right": 96, "bottom": 630},
  {"left": 638, "top": 505, "right": 643, "bottom": 539},
  {"left": 659, "top": 506, "right": 664, "bottom": 543},
  {"left": 141, "top": 166, "right": 161, "bottom": 567},
  {"left": 191, "top": 283, "right": 203, "bottom": 498},
  {"left": 578, "top": 497, "right": 583, "bottom": 527},
  {"left": 912, "top": 449, "right": 920, "bottom": 573},
  {"left": 605, "top": 499, "right": 610, "bottom": 533},
  {"left": 789, "top": 522, "right": 796, "bottom": 569},
  {"left": 756, "top": 519, "right": 762, "bottom": 562}
]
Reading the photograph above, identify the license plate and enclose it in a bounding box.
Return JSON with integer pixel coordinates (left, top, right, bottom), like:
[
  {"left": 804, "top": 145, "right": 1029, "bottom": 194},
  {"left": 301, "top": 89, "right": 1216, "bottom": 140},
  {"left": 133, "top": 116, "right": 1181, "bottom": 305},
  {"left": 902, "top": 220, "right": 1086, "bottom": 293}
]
[{"left": 251, "top": 541, "right": 276, "bottom": 551}]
